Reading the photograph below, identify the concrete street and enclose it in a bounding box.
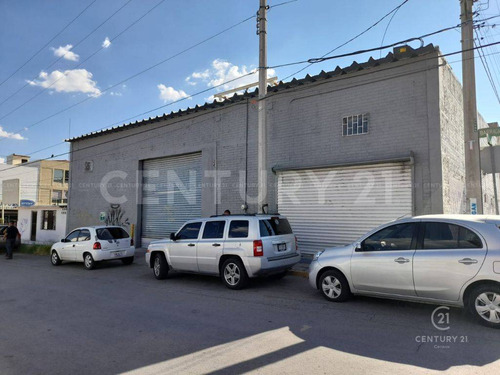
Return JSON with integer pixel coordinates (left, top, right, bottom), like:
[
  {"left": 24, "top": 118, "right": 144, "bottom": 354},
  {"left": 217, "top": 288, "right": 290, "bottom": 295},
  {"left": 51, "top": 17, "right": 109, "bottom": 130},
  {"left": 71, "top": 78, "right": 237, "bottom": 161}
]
[{"left": 0, "top": 253, "right": 499, "bottom": 375}]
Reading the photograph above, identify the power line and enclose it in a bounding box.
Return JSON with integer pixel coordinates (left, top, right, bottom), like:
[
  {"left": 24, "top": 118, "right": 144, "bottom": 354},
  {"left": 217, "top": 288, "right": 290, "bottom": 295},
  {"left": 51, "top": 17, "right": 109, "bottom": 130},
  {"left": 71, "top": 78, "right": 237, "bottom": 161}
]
[
  {"left": 0, "top": 0, "right": 98, "bottom": 89},
  {"left": 268, "top": 22, "right": 471, "bottom": 69},
  {"left": 4, "top": 42, "right": 500, "bottom": 175},
  {"left": 379, "top": 3, "right": 404, "bottom": 58},
  {"left": 0, "top": 12, "right": 256, "bottom": 141},
  {"left": 0, "top": 0, "right": 298, "bottom": 121},
  {"left": 281, "top": 0, "right": 411, "bottom": 81},
  {"left": 475, "top": 32, "right": 500, "bottom": 103},
  {"left": 0, "top": 0, "right": 165, "bottom": 121},
  {"left": 0, "top": 0, "right": 137, "bottom": 110}
]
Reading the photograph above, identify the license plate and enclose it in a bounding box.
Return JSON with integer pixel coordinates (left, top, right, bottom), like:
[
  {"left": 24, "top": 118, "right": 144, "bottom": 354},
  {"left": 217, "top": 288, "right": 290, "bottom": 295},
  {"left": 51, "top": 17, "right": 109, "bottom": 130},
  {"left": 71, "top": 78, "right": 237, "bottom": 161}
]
[
  {"left": 277, "top": 243, "right": 287, "bottom": 252},
  {"left": 113, "top": 251, "right": 124, "bottom": 257}
]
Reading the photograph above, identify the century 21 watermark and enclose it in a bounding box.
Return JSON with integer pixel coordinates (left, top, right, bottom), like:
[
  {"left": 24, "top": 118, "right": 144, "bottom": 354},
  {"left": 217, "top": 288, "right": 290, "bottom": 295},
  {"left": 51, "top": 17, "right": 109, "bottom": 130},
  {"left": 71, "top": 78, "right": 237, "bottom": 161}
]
[{"left": 414, "top": 306, "right": 469, "bottom": 350}]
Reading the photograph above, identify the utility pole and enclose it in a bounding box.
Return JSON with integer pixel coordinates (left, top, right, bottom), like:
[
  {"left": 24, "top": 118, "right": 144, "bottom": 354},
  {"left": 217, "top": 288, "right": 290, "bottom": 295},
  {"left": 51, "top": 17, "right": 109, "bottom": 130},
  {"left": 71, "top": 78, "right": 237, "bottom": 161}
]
[
  {"left": 461, "top": 0, "right": 483, "bottom": 214},
  {"left": 257, "top": 0, "right": 268, "bottom": 213}
]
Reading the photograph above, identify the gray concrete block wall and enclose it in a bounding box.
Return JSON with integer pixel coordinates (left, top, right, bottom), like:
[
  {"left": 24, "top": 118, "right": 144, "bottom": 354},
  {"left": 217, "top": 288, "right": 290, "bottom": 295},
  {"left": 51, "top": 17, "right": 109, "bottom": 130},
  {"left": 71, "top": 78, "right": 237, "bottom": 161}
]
[
  {"left": 266, "top": 55, "right": 443, "bottom": 215},
  {"left": 439, "top": 62, "right": 467, "bottom": 214},
  {"left": 67, "top": 50, "right": 449, "bottom": 237}
]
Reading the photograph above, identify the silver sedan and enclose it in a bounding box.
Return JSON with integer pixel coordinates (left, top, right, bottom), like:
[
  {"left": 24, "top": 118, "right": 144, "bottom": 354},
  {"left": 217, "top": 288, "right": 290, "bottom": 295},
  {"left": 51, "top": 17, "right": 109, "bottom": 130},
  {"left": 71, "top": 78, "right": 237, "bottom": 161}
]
[{"left": 308, "top": 215, "right": 500, "bottom": 328}]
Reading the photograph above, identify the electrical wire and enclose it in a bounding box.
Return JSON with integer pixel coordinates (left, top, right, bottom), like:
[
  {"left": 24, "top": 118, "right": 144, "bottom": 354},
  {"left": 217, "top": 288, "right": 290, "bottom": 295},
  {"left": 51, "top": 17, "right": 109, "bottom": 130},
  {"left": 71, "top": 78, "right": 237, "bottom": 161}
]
[
  {"left": 281, "top": 0, "right": 411, "bottom": 81},
  {"left": 0, "top": 0, "right": 166, "bottom": 121},
  {"left": 3, "top": 41, "right": 499, "bottom": 176},
  {"left": 0, "top": 13, "right": 257, "bottom": 141},
  {"left": 0, "top": 0, "right": 138, "bottom": 110},
  {"left": 0, "top": 0, "right": 98, "bottom": 89},
  {"left": 268, "top": 22, "right": 470, "bottom": 69},
  {"left": 475, "top": 30, "right": 500, "bottom": 103}
]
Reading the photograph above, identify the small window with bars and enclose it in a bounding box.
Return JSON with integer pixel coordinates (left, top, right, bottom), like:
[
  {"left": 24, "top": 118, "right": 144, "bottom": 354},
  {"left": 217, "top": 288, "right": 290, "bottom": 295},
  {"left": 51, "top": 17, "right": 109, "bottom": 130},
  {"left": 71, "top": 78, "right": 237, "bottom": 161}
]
[{"left": 342, "top": 114, "right": 369, "bottom": 136}]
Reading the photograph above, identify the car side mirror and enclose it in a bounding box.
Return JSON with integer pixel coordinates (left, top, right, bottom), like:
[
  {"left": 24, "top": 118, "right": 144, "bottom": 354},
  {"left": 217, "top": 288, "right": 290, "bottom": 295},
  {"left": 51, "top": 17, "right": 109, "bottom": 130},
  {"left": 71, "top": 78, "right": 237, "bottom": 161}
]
[
  {"left": 355, "top": 242, "right": 363, "bottom": 252},
  {"left": 61, "top": 238, "right": 67, "bottom": 243},
  {"left": 170, "top": 232, "right": 177, "bottom": 241}
]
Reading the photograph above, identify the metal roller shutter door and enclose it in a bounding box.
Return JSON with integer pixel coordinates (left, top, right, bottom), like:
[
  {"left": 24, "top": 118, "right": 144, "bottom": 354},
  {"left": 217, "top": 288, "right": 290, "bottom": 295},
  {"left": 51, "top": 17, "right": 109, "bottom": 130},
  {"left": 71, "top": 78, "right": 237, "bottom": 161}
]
[
  {"left": 142, "top": 153, "right": 202, "bottom": 243},
  {"left": 277, "top": 162, "right": 413, "bottom": 255}
]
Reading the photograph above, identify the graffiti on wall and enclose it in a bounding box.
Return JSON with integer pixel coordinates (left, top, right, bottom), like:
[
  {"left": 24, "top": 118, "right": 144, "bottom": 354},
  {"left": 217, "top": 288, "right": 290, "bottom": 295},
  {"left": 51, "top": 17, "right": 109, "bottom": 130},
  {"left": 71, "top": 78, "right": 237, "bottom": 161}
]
[
  {"left": 18, "top": 218, "right": 29, "bottom": 236},
  {"left": 105, "top": 204, "right": 130, "bottom": 227}
]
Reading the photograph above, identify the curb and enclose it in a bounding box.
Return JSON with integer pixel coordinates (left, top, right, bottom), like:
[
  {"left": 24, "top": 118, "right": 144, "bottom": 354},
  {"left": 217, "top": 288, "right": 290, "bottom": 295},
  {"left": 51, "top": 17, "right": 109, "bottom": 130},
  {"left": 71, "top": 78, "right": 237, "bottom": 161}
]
[{"left": 289, "top": 269, "right": 308, "bottom": 278}]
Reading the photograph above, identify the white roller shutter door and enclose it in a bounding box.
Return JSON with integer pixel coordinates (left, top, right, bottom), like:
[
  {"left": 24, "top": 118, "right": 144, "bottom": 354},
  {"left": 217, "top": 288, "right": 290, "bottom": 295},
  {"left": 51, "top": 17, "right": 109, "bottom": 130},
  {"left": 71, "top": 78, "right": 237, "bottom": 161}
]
[
  {"left": 277, "top": 162, "right": 413, "bottom": 255},
  {"left": 141, "top": 153, "right": 202, "bottom": 244}
]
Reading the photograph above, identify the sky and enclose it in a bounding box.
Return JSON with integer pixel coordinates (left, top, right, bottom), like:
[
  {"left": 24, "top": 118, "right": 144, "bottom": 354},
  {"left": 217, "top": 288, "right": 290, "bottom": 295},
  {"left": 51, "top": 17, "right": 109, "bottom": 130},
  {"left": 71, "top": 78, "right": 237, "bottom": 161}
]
[{"left": 0, "top": 0, "right": 499, "bottom": 161}]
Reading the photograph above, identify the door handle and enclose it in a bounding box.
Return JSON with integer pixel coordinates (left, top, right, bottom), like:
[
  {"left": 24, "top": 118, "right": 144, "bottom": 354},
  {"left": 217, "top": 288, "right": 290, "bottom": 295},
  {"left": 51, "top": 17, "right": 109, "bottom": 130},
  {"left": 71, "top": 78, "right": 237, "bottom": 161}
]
[
  {"left": 187, "top": 243, "right": 195, "bottom": 247},
  {"left": 212, "top": 243, "right": 221, "bottom": 247},
  {"left": 394, "top": 257, "right": 410, "bottom": 264},
  {"left": 72, "top": 244, "right": 76, "bottom": 247},
  {"left": 458, "top": 258, "right": 478, "bottom": 265}
]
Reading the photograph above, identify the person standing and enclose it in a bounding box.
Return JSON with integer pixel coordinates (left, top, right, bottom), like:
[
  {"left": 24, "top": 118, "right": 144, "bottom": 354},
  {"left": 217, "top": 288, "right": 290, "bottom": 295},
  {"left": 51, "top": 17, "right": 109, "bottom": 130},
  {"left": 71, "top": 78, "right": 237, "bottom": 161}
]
[{"left": 3, "top": 221, "right": 20, "bottom": 260}]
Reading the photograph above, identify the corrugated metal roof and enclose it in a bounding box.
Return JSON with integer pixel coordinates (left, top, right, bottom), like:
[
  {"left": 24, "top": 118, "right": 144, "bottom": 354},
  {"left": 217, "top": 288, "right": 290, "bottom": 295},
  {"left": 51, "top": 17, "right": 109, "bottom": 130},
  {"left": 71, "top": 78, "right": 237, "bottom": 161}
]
[{"left": 67, "top": 44, "right": 438, "bottom": 143}]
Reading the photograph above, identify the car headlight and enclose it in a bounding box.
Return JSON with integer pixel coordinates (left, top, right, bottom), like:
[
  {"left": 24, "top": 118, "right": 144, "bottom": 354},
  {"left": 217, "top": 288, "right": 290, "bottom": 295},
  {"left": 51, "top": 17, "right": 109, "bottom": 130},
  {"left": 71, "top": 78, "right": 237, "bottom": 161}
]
[{"left": 313, "top": 250, "right": 324, "bottom": 261}]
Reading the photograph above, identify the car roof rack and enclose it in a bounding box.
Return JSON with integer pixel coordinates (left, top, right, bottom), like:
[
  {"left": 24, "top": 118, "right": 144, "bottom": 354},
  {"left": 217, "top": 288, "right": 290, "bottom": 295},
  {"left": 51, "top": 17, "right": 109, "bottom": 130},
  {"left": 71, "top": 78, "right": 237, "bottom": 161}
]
[{"left": 209, "top": 213, "right": 281, "bottom": 217}]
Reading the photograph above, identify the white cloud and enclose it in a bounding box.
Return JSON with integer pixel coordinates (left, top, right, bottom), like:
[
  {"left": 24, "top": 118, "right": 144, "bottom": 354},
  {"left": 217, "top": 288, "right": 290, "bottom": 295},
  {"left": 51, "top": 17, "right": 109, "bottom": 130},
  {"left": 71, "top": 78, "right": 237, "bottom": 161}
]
[
  {"left": 51, "top": 44, "right": 79, "bottom": 61},
  {"left": 110, "top": 91, "right": 122, "bottom": 96},
  {"left": 102, "top": 37, "right": 111, "bottom": 49},
  {"left": 0, "top": 126, "right": 25, "bottom": 140},
  {"left": 157, "top": 84, "right": 190, "bottom": 103},
  {"left": 27, "top": 69, "right": 101, "bottom": 97},
  {"left": 186, "top": 59, "right": 274, "bottom": 101}
]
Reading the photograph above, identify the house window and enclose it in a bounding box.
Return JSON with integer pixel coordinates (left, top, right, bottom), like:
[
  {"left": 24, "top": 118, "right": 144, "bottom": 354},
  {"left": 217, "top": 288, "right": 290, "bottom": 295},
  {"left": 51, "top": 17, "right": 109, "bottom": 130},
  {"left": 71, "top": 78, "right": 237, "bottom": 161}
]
[
  {"left": 52, "top": 190, "right": 62, "bottom": 205},
  {"left": 64, "top": 170, "right": 69, "bottom": 184},
  {"left": 52, "top": 190, "right": 68, "bottom": 205},
  {"left": 42, "top": 210, "right": 56, "bottom": 230},
  {"left": 54, "top": 169, "right": 64, "bottom": 183},
  {"left": 342, "top": 114, "right": 369, "bottom": 136}
]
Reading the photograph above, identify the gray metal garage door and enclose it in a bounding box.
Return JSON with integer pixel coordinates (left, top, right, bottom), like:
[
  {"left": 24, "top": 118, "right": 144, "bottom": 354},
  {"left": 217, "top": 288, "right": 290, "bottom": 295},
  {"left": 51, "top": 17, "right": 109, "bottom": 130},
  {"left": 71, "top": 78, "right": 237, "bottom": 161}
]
[
  {"left": 277, "top": 162, "right": 413, "bottom": 255},
  {"left": 141, "top": 153, "right": 202, "bottom": 243}
]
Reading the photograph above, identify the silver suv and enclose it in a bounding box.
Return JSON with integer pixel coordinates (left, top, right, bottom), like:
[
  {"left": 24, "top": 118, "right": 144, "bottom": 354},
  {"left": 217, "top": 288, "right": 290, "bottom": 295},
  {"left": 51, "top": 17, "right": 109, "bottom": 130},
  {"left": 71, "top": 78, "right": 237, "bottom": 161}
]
[
  {"left": 146, "top": 215, "right": 300, "bottom": 289},
  {"left": 309, "top": 215, "right": 500, "bottom": 328}
]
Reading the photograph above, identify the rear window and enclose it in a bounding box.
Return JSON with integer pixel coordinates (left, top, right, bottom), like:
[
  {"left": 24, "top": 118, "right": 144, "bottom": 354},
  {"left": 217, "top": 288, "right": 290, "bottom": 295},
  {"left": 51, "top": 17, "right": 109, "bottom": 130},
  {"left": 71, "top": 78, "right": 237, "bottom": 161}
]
[
  {"left": 259, "top": 218, "right": 293, "bottom": 237},
  {"left": 97, "top": 227, "right": 129, "bottom": 240},
  {"left": 228, "top": 221, "right": 249, "bottom": 238}
]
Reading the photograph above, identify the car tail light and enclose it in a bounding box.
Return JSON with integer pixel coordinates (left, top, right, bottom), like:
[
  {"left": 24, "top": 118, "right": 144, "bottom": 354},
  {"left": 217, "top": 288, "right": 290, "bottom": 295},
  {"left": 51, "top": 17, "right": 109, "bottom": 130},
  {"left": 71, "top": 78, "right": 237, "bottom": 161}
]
[
  {"left": 253, "top": 240, "right": 263, "bottom": 257},
  {"left": 130, "top": 238, "right": 134, "bottom": 246},
  {"left": 295, "top": 236, "right": 298, "bottom": 251},
  {"left": 93, "top": 242, "right": 101, "bottom": 250}
]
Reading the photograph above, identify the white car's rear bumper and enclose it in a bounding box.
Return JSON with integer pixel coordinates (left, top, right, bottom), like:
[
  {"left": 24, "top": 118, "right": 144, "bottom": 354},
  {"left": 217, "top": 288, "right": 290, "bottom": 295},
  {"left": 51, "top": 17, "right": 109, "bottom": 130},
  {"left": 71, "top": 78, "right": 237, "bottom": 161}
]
[{"left": 93, "top": 247, "right": 135, "bottom": 261}]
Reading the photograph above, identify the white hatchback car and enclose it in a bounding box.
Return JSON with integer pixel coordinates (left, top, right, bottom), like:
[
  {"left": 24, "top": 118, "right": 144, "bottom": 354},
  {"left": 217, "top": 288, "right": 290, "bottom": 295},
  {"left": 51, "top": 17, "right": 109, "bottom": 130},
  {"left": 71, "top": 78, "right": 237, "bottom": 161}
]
[{"left": 50, "top": 226, "right": 135, "bottom": 270}]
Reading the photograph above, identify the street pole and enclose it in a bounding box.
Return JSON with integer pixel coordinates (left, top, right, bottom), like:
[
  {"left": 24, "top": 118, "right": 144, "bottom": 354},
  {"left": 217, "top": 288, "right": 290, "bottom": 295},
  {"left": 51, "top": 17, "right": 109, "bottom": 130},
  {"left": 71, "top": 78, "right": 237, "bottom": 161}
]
[
  {"left": 489, "top": 142, "right": 500, "bottom": 214},
  {"left": 257, "top": 0, "right": 268, "bottom": 214},
  {"left": 461, "top": 0, "right": 483, "bottom": 214}
]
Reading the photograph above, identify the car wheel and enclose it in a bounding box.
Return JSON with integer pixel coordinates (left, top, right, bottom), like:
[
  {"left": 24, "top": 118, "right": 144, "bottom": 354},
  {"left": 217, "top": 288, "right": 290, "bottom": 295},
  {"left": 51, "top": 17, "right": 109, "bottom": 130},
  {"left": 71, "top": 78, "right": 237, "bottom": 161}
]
[
  {"left": 153, "top": 253, "right": 168, "bottom": 280},
  {"left": 468, "top": 284, "right": 500, "bottom": 328},
  {"left": 121, "top": 256, "right": 134, "bottom": 265},
  {"left": 319, "top": 270, "right": 351, "bottom": 302},
  {"left": 83, "top": 253, "right": 96, "bottom": 270},
  {"left": 221, "top": 258, "right": 248, "bottom": 290},
  {"left": 51, "top": 251, "right": 62, "bottom": 266}
]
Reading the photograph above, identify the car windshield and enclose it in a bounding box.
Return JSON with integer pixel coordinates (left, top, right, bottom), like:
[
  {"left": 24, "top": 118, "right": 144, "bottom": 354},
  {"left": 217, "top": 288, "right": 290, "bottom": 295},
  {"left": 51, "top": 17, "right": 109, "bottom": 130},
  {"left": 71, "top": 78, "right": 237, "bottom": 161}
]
[
  {"left": 96, "top": 227, "right": 129, "bottom": 240},
  {"left": 259, "top": 218, "right": 293, "bottom": 237}
]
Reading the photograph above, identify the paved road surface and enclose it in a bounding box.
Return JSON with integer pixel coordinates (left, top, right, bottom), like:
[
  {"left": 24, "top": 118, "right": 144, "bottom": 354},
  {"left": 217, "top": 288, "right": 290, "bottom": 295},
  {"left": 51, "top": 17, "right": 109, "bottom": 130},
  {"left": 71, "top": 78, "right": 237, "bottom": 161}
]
[{"left": 0, "top": 253, "right": 499, "bottom": 374}]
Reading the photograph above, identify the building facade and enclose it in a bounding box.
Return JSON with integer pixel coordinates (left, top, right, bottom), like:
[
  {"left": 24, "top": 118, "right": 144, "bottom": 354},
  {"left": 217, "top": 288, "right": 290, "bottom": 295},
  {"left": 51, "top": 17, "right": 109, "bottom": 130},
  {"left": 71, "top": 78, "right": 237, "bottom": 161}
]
[
  {"left": 0, "top": 155, "right": 69, "bottom": 230},
  {"left": 66, "top": 44, "right": 498, "bottom": 253},
  {"left": 18, "top": 206, "right": 67, "bottom": 244}
]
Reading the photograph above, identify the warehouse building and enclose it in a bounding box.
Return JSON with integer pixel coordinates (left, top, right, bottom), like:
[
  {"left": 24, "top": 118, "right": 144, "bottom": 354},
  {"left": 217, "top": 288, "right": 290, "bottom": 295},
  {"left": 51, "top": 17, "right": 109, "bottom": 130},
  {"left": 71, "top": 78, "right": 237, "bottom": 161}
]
[{"left": 66, "top": 44, "right": 498, "bottom": 253}]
